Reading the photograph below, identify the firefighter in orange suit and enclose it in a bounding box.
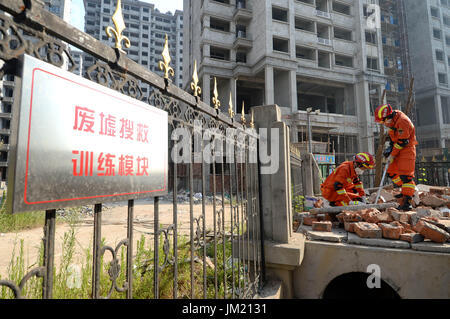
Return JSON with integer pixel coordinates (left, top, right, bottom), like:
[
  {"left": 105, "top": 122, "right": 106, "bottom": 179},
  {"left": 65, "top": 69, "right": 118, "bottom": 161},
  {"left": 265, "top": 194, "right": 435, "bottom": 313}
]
[
  {"left": 374, "top": 104, "right": 418, "bottom": 211},
  {"left": 321, "top": 152, "right": 375, "bottom": 207}
]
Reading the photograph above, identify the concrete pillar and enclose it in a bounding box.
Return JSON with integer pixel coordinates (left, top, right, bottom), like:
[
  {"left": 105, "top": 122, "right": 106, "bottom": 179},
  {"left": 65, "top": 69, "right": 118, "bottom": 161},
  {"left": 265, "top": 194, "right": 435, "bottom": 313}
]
[
  {"left": 230, "top": 78, "right": 237, "bottom": 115},
  {"left": 202, "top": 74, "right": 211, "bottom": 106},
  {"left": 290, "top": 70, "right": 298, "bottom": 113},
  {"left": 265, "top": 66, "right": 274, "bottom": 105},
  {"left": 253, "top": 104, "right": 293, "bottom": 243},
  {"left": 354, "top": 79, "right": 374, "bottom": 154}
]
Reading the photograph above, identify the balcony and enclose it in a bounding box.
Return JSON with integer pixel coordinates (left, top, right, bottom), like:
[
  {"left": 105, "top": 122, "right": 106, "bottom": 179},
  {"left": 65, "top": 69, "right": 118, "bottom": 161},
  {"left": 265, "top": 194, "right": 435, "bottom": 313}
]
[
  {"left": 234, "top": 0, "right": 252, "bottom": 22},
  {"left": 0, "top": 144, "right": 9, "bottom": 151},
  {"left": 233, "top": 30, "right": 252, "bottom": 50},
  {"left": 317, "top": 37, "right": 332, "bottom": 46},
  {"left": 315, "top": 10, "right": 331, "bottom": 19}
]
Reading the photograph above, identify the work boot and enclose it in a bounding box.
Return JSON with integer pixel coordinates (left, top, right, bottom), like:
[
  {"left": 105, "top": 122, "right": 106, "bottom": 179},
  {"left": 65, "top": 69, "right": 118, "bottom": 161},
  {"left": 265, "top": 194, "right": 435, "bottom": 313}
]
[
  {"left": 397, "top": 195, "right": 412, "bottom": 211},
  {"left": 394, "top": 193, "right": 403, "bottom": 199}
]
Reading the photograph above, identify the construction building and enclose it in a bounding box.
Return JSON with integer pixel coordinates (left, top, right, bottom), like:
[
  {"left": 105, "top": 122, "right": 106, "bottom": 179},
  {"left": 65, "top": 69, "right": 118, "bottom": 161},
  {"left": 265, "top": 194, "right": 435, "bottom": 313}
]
[
  {"left": 0, "top": 0, "right": 73, "bottom": 181},
  {"left": 379, "top": 0, "right": 412, "bottom": 112},
  {"left": 404, "top": 0, "right": 450, "bottom": 158},
  {"left": 183, "top": 0, "right": 388, "bottom": 166},
  {"left": 83, "top": 0, "right": 184, "bottom": 88}
]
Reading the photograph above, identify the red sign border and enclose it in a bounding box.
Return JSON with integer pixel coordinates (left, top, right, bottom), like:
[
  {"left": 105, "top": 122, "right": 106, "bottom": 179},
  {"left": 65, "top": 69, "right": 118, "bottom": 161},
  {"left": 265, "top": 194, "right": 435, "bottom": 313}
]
[{"left": 24, "top": 68, "right": 167, "bottom": 205}]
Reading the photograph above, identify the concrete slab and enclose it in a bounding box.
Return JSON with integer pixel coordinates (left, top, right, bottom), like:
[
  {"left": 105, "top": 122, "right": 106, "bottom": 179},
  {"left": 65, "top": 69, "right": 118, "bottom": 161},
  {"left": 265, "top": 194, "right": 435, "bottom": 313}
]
[
  {"left": 347, "top": 232, "right": 411, "bottom": 249},
  {"left": 297, "top": 225, "right": 347, "bottom": 243},
  {"left": 411, "top": 241, "right": 450, "bottom": 254}
]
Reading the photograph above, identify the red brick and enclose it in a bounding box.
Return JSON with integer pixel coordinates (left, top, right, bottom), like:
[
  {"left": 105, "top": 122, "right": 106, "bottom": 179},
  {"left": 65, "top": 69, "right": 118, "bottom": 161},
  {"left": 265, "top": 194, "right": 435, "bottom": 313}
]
[
  {"left": 303, "top": 216, "right": 318, "bottom": 226},
  {"left": 390, "top": 210, "right": 415, "bottom": 223},
  {"left": 312, "top": 221, "right": 332, "bottom": 232},
  {"left": 337, "top": 211, "right": 362, "bottom": 223},
  {"left": 379, "top": 223, "right": 403, "bottom": 240},
  {"left": 415, "top": 221, "right": 450, "bottom": 243},
  {"left": 354, "top": 222, "right": 382, "bottom": 238},
  {"left": 399, "top": 232, "right": 425, "bottom": 243},
  {"left": 361, "top": 208, "right": 381, "bottom": 223},
  {"left": 344, "top": 222, "right": 356, "bottom": 233}
]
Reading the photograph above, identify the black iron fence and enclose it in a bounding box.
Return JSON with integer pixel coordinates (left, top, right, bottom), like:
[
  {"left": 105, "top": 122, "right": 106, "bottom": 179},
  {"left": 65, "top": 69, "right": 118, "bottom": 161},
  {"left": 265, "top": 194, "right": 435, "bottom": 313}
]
[
  {"left": 0, "top": 0, "right": 264, "bottom": 299},
  {"left": 319, "top": 161, "right": 450, "bottom": 189}
]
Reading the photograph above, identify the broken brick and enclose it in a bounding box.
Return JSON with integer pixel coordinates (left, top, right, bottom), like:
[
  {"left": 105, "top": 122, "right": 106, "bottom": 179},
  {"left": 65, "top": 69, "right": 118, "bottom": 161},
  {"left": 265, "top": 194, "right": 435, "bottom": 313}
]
[
  {"left": 415, "top": 221, "right": 450, "bottom": 243},
  {"left": 303, "top": 216, "right": 319, "bottom": 226},
  {"left": 344, "top": 222, "right": 356, "bottom": 233},
  {"left": 399, "top": 232, "right": 425, "bottom": 243},
  {"left": 379, "top": 223, "right": 403, "bottom": 240},
  {"left": 420, "top": 193, "right": 447, "bottom": 208},
  {"left": 390, "top": 210, "right": 416, "bottom": 223},
  {"left": 354, "top": 222, "right": 382, "bottom": 239},
  {"left": 312, "top": 221, "right": 332, "bottom": 232},
  {"left": 361, "top": 208, "right": 381, "bottom": 223}
]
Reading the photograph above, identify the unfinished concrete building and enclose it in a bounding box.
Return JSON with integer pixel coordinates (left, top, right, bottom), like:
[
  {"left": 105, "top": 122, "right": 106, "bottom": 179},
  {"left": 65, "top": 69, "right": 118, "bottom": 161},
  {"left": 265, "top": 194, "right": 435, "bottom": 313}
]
[
  {"left": 379, "top": 0, "right": 412, "bottom": 112},
  {"left": 183, "top": 0, "right": 387, "bottom": 163},
  {"left": 404, "top": 0, "right": 450, "bottom": 158}
]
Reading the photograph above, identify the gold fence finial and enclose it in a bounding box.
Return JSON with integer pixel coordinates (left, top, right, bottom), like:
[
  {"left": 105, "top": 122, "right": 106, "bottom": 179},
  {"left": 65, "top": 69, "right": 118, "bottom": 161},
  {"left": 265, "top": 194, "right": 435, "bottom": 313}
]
[
  {"left": 159, "top": 34, "right": 174, "bottom": 80},
  {"left": 228, "top": 91, "right": 235, "bottom": 119},
  {"left": 250, "top": 109, "right": 255, "bottom": 129},
  {"left": 241, "top": 101, "right": 246, "bottom": 125},
  {"left": 212, "top": 77, "right": 220, "bottom": 110},
  {"left": 190, "top": 60, "right": 201, "bottom": 97},
  {"left": 105, "top": 0, "right": 131, "bottom": 53}
]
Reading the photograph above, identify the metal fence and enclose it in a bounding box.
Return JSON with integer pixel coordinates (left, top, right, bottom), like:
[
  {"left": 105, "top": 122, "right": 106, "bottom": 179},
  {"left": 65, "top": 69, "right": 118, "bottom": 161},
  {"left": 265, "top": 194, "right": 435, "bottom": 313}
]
[
  {"left": 319, "top": 161, "right": 450, "bottom": 189},
  {"left": 0, "top": 0, "right": 264, "bottom": 299}
]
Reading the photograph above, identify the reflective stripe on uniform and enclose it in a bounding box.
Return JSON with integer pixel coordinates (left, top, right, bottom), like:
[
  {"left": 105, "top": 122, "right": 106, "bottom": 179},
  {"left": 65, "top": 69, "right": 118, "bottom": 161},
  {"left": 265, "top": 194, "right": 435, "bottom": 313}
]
[
  {"left": 354, "top": 184, "right": 363, "bottom": 189},
  {"left": 347, "top": 178, "right": 352, "bottom": 183},
  {"left": 402, "top": 183, "right": 416, "bottom": 189},
  {"left": 336, "top": 189, "right": 347, "bottom": 195},
  {"left": 393, "top": 177, "right": 402, "bottom": 184},
  {"left": 394, "top": 143, "right": 404, "bottom": 150},
  {"left": 341, "top": 202, "right": 348, "bottom": 206}
]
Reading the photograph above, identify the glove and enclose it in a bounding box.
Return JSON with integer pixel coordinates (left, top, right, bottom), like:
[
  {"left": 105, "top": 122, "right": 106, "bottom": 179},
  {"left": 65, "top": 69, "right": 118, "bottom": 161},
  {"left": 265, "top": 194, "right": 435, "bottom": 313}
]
[
  {"left": 383, "top": 145, "right": 393, "bottom": 158},
  {"left": 349, "top": 201, "right": 363, "bottom": 206},
  {"left": 387, "top": 155, "right": 394, "bottom": 164}
]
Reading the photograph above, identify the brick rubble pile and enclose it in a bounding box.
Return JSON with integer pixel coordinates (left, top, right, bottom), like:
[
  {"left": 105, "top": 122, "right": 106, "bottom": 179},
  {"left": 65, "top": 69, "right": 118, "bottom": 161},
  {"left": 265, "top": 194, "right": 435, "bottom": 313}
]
[{"left": 300, "top": 185, "right": 450, "bottom": 245}]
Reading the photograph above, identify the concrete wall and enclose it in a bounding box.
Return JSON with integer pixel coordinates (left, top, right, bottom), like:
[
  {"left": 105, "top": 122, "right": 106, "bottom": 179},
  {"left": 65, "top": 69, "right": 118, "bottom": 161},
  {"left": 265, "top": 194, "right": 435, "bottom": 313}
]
[{"left": 294, "top": 241, "right": 450, "bottom": 299}]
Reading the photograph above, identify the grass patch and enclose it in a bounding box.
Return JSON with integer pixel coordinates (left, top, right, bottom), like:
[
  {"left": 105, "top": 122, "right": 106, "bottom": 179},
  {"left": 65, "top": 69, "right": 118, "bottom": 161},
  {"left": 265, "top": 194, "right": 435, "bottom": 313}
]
[{"left": 0, "top": 219, "right": 249, "bottom": 299}]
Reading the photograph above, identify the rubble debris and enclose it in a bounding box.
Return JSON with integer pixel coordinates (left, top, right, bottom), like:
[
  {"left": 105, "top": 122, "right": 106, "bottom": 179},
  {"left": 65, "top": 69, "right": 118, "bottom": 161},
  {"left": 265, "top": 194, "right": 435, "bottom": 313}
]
[
  {"left": 415, "top": 221, "right": 450, "bottom": 244},
  {"left": 354, "top": 222, "right": 382, "bottom": 239},
  {"left": 298, "top": 184, "right": 450, "bottom": 247},
  {"left": 379, "top": 223, "right": 404, "bottom": 240},
  {"left": 312, "top": 221, "right": 332, "bottom": 232},
  {"left": 399, "top": 233, "right": 425, "bottom": 243}
]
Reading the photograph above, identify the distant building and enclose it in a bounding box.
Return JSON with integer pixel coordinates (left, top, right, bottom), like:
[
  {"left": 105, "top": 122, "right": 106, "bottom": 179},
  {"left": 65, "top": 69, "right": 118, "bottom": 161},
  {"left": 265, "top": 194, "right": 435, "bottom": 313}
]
[
  {"left": 83, "top": 0, "right": 184, "bottom": 88},
  {"left": 404, "top": 0, "right": 450, "bottom": 157},
  {"left": 184, "top": 0, "right": 387, "bottom": 163}
]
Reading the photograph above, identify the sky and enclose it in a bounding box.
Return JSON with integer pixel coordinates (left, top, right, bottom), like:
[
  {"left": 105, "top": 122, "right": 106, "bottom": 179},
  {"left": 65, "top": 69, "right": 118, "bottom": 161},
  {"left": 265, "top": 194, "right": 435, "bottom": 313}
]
[{"left": 70, "top": 0, "right": 184, "bottom": 31}]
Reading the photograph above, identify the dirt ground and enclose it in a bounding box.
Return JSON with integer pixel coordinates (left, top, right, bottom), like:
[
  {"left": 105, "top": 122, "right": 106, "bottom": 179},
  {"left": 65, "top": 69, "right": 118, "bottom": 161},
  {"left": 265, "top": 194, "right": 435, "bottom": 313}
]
[{"left": 0, "top": 199, "right": 236, "bottom": 279}]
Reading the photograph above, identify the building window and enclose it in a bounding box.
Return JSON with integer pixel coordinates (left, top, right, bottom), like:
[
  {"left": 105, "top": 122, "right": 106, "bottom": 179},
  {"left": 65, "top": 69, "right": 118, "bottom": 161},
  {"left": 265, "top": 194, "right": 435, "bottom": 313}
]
[
  {"left": 296, "top": 46, "right": 315, "bottom": 60},
  {"left": 335, "top": 54, "right": 353, "bottom": 67},
  {"left": 332, "top": 2, "right": 350, "bottom": 15},
  {"left": 430, "top": 6, "right": 439, "bottom": 19},
  {"left": 210, "top": 46, "right": 230, "bottom": 61},
  {"left": 334, "top": 27, "right": 352, "bottom": 41},
  {"left": 438, "top": 72, "right": 447, "bottom": 85},
  {"left": 236, "top": 51, "right": 247, "bottom": 63},
  {"left": 433, "top": 28, "right": 442, "bottom": 39},
  {"left": 367, "top": 57, "right": 378, "bottom": 70},
  {"left": 365, "top": 31, "right": 377, "bottom": 44},
  {"left": 272, "top": 7, "right": 288, "bottom": 22},
  {"left": 273, "top": 37, "right": 289, "bottom": 53},
  {"left": 441, "top": 96, "right": 450, "bottom": 124},
  {"left": 436, "top": 50, "right": 444, "bottom": 61},
  {"left": 295, "top": 17, "right": 315, "bottom": 32},
  {"left": 210, "top": 17, "right": 230, "bottom": 32},
  {"left": 318, "top": 51, "right": 330, "bottom": 68}
]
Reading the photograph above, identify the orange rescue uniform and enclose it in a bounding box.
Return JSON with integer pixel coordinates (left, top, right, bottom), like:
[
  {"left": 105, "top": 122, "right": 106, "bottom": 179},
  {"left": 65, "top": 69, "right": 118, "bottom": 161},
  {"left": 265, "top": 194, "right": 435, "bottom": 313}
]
[
  {"left": 386, "top": 111, "right": 418, "bottom": 197},
  {"left": 321, "top": 161, "right": 365, "bottom": 206}
]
